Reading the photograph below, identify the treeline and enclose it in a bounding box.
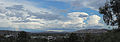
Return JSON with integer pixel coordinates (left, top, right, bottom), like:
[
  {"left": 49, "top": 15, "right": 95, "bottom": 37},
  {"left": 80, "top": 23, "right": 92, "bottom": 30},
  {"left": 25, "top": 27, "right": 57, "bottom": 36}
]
[
  {"left": 64, "top": 29, "right": 120, "bottom": 42},
  {"left": 61, "top": 30, "right": 120, "bottom": 42}
]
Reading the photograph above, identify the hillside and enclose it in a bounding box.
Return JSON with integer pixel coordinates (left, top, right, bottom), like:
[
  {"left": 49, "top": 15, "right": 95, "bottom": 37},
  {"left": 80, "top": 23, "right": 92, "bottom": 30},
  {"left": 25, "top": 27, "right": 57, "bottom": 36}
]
[{"left": 74, "top": 29, "right": 108, "bottom": 33}]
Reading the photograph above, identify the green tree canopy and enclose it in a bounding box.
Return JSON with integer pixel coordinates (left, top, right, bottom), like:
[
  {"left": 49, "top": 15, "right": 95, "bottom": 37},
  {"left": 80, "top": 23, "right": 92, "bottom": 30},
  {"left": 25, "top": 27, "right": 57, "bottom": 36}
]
[
  {"left": 99, "top": 0, "right": 120, "bottom": 30},
  {"left": 17, "top": 31, "right": 30, "bottom": 42}
]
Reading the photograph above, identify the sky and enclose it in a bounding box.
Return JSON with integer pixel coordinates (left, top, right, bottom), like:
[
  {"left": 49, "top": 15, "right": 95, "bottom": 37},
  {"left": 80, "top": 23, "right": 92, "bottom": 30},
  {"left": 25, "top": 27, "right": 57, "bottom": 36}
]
[{"left": 0, "top": 0, "right": 108, "bottom": 32}]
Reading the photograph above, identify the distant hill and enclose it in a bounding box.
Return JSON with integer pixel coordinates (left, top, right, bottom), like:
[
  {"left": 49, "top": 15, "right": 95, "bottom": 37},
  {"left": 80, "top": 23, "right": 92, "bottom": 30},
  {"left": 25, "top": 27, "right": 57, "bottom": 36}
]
[
  {"left": 37, "top": 29, "right": 108, "bottom": 34},
  {"left": 39, "top": 31, "right": 69, "bottom": 34},
  {"left": 74, "top": 29, "right": 108, "bottom": 33},
  {"left": 0, "top": 29, "right": 108, "bottom": 35},
  {"left": 0, "top": 30, "right": 19, "bottom": 35},
  {"left": 0, "top": 30, "right": 31, "bottom": 36}
]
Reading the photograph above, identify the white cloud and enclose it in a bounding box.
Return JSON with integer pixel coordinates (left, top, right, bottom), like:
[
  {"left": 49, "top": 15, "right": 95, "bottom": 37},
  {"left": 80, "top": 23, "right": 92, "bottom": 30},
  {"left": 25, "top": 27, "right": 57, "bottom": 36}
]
[
  {"left": 47, "top": 30, "right": 65, "bottom": 32},
  {"left": 0, "top": 1, "right": 54, "bottom": 30},
  {"left": 68, "top": 12, "right": 88, "bottom": 19},
  {"left": 87, "top": 15, "right": 101, "bottom": 25},
  {"left": 0, "top": 19, "right": 12, "bottom": 27},
  {"left": 86, "top": 15, "right": 104, "bottom": 29},
  {"left": 63, "top": 12, "right": 88, "bottom": 28}
]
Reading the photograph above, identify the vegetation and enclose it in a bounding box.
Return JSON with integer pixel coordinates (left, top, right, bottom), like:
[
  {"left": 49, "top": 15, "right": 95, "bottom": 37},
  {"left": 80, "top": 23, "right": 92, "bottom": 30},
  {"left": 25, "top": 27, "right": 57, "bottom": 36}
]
[
  {"left": 0, "top": 30, "right": 120, "bottom": 42},
  {"left": 1, "top": 0, "right": 120, "bottom": 42},
  {"left": 99, "top": 0, "right": 120, "bottom": 29}
]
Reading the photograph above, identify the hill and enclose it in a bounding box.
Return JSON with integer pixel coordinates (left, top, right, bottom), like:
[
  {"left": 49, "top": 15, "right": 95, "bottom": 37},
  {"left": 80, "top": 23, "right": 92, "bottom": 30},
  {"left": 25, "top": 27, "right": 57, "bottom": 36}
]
[{"left": 74, "top": 29, "right": 108, "bottom": 33}]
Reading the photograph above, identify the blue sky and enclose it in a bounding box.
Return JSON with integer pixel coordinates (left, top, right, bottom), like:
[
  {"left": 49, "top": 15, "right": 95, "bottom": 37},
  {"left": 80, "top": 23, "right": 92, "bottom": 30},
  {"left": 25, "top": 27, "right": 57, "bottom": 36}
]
[{"left": 0, "top": 0, "right": 108, "bottom": 32}]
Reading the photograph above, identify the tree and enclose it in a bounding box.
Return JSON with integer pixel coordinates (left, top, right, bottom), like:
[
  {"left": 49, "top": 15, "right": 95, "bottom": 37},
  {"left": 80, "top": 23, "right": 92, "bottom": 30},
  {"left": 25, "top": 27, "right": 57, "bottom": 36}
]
[
  {"left": 67, "top": 33, "right": 78, "bottom": 42},
  {"left": 99, "top": 0, "right": 120, "bottom": 30},
  {"left": 84, "top": 34, "right": 92, "bottom": 42},
  {"left": 17, "top": 31, "right": 30, "bottom": 42}
]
